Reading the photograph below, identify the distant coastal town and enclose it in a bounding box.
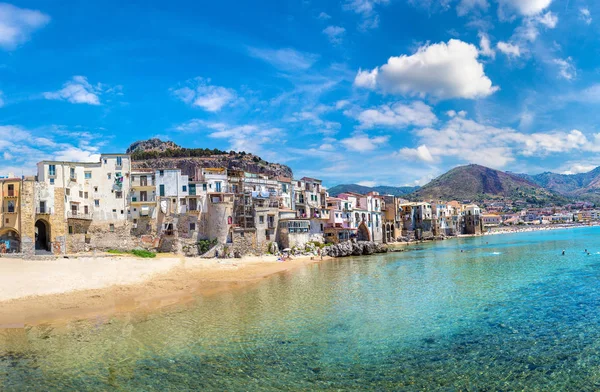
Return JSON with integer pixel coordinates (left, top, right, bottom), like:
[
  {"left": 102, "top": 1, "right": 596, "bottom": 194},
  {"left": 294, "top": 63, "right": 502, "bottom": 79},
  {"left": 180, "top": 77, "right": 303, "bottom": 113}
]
[{"left": 0, "top": 150, "right": 594, "bottom": 257}]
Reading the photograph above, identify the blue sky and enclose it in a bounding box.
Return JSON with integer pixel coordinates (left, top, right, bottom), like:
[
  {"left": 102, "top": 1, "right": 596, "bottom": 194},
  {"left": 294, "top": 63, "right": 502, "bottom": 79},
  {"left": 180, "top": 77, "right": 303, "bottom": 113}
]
[{"left": 1, "top": 0, "right": 600, "bottom": 187}]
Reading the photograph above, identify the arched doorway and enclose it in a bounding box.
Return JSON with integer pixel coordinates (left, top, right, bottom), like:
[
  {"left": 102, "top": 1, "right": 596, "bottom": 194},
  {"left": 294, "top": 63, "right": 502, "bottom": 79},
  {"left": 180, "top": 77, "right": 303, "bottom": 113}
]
[
  {"left": 0, "top": 229, "right": 20, "bottom": 253},
  {"left": 357, "top": 222, "right": 370, "bottom": 242},
  {"left": 35, "top": 220, "right": 51, "bottom": 251}
]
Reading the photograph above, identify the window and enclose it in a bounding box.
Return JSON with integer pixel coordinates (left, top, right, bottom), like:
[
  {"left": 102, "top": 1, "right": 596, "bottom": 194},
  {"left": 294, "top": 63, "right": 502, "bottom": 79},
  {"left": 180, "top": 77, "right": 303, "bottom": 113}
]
[
  {"left": 84, "top": 171, "right": 92, "bottom": 179},
  {"left": 159, "top": 184, "right": 165, "bottom": 197},
  {"left": 116, "top": 156, "right": 122, "bottom": 167},
  {"left": 259, "top": 215, "right": 264, "bottom": 224},
  {"left": 189, "top": 223, "right": 196, "bottom": 231},
  {"left": 39, "top": 201, "right": 46, "bottom": 214},
  {"left": 182, "top": 185, "right": 187, "bottom": 192},
  {"left": 5, "top": 218, "right": 8, "bottom": 224},
  {"left": 70, "top": 167, "right": 76, "bottom": 179},
  {"left": 112, "top": 209, "right": 117, "bottom": 213},
  {"left": 109, "top": 224, "right": 115, "bottom": 232},
  {"left": 140, "top": 191, "right": 147, "bottom": 202},
  {"left": 203, "top": 184, "right": 207, "bottom": 191},
  {"left": 79, "top": 191, "right": 83, "bottom": 198},
  {"left": 94, "top": 186, "right": 98, "bottom": 192},
  {"left": 180, "top": 199, "right": 186, "bottom": 205},
  {"left": 48, "top": 164, "right": 56, "bottom": 176},
  {"left": 282, "top": 184, "right": 288, "bottom": 193},
  {"left": 103, "top": 159, "right": 107, "bottom": 164},
  {"left": 65, "top": 188, "right": 70, "bottom": 196},
  {"left": 140, "top": 176, "right": 148, "bottom": 186},
  {"left": 107, "top": 173, "right": 111, "bottom": 180},
  {"left": 115, "top": 191, "right": 123, "bottom": 199},
  {"left": 121, "top": 210, "right": 124, "bottom": 214},
  {"left": 7, "top": 184, "right": 14, "bottom": 197},
  {"left": 215, "top": 182, "right": 222, "bottom": 192},
  {"left": 159, "top": 170, "right": 164, "bottom": 176},
  {"left": 84, "top": 205, "right": 89, "bottom": 214},
  {"left": 50, "top": 178, "right": 54, "bottom": 185},
  {"left": 189, "top": 184, "right": 196, "bottom": 195},
  {"left": 69, "top": 226, "right": 73, "bottom": 234},
  {"left": 95, "top": 199, "right": 100, "bottom": 207},
  {"left": 84, "top": 192, "right": 88, "bottom": 199},
  {"left": 6, "top": 200, "right": 15, "bottom": 213},
  {"left": 133, "top": 219, "right": 138, "bottom": 224}
]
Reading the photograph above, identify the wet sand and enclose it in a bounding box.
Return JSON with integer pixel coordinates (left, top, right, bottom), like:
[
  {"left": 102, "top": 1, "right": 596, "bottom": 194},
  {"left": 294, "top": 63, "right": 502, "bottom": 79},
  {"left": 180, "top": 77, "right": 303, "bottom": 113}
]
[{"left": 0, "top": 253, "right": 327, "bottom": 327}]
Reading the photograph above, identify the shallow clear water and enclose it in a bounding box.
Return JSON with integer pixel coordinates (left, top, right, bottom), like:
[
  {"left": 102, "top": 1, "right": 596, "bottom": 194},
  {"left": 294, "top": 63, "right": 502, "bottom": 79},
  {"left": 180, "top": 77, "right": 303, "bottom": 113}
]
[{"left": 3, "top": 227, "right": 600, "bottom": 390}]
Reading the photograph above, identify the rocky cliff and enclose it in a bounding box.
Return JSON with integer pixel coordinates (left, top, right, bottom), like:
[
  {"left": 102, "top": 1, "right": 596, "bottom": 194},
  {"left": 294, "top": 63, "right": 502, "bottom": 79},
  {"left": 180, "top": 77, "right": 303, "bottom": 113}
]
[{"left": 128, "top": 139, "right": 293, "bottom": 179}]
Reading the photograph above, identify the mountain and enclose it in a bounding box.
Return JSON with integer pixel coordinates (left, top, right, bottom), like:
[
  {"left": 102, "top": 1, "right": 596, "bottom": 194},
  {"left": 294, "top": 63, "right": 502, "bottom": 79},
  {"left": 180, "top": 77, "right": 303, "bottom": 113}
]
[
  {"left": 409, "top": 164, "right": 568, "bottom": 206},
  {"left": 518, "top": 168, "right": 600, "bottom": 203},
  {"left": 129, "top": 139, "right": 293, "bottom": 179},
  {"left": 127, "top": 138, "right": 180, "bottom": 154},
  {"left": 328, "top": 184, "right": 420, "bottom": 197}
]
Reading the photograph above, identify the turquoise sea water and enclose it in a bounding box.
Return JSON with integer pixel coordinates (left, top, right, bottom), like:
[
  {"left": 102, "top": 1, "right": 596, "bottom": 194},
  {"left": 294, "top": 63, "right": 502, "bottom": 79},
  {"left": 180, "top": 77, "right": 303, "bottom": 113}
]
[{"left": 3, "top": 227, "right": 600, "bottom": 390}]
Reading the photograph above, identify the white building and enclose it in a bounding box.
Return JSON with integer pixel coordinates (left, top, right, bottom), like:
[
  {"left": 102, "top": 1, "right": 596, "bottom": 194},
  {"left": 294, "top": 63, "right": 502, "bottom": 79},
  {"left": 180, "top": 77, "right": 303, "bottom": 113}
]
[
  {"left": 37, "top": 154, "right": 131, "bottom": 223},
  {"left": 155, "top": 169, "right": 189, "bottom": 214}
]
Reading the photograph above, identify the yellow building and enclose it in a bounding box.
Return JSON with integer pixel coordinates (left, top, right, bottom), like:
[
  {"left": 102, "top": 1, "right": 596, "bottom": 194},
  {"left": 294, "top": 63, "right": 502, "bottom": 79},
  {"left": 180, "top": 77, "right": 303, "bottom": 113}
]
[{"left": 0, "top": 177, "right": 22, "bottom": 253}]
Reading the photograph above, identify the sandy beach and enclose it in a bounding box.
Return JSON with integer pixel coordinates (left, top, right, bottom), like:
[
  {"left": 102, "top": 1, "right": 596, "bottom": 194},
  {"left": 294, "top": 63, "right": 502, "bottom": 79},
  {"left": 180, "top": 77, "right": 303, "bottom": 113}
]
[{"left": 0, "top": 253, "right": 327, "bottom": 327}]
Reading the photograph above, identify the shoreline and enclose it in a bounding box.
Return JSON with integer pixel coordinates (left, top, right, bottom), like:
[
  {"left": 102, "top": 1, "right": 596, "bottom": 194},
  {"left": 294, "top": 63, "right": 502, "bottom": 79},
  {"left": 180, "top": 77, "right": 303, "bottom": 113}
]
[
  {"left": 0, "top": 253, "right": 331, "bottom": 327},
  {"left": 1, "top": 223, "right": 595, "bottom": 326}
]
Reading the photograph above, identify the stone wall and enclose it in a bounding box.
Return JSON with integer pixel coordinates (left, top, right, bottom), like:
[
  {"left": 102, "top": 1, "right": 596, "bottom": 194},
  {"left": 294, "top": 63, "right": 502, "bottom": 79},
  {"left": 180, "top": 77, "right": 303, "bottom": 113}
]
[
  {"left": 50, "top": 188, "right": 67, "bottom": 255},
  {"left": 20, "top": 179, "right": 36, "bottom": 256},
  {"left": 230, "top": 228, "right": 259, "bottom": 256}
]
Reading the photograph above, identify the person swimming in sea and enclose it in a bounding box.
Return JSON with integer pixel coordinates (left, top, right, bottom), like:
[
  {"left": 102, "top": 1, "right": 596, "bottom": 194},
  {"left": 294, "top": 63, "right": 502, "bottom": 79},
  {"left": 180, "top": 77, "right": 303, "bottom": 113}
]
[{"left": 562, "top": 250, "right": 566, "bottom": 256}]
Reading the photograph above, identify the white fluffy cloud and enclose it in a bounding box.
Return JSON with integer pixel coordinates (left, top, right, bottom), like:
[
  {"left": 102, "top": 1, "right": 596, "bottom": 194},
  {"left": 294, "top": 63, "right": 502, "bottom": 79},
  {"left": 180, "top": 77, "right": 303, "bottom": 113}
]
[
  {"left": 497, "top": 41, "right": 521, "bottom": 57},
  {"left": 499, "top": 0, "right": 552, "bottom": 16},
  {"left": 396, "top": 145, "right": 435, "bottom": 163},
  {"left": 353, "top": 101, "right": 438, "bottom": 129},
  {"left": 340, "top": 134, "right": 390, "bottom": 152},
  {"left": 172, "top": 77, "right": 237, "bottom": 112},
  {"left": 536, "top": 11, "right": 558, "bottom": 28},
  {"left": 0, "top": 125, "right": 104, "bottom": 174},
  {"left": 457, "top": 0, "right": 489, "bottom": 16},
  {"left": 478, "top": 32, "right": 495, "bottom": 58},
  {"left": 174, "top": 119, "right": 284, "bottom": 157},
  {"left": 248, "top": 47, "right": 319, "bottom": 71},
  {"left": 343, "top": 0, "right": 389, "bottom": 30},
  {"left": 354, "top": 39, "right": 498, "bottom": 100},
  {"left": 580, "top": 8, "right": 592, "bottom": 25},
  {"left": 323, "top": 25, "right": 346, "bottom": 44},
  {"left": 0, "top": 3, "right": 50, "bottom": 50},
  {"left": 562, "top": 163, "right": 597, "bottom": 175},
  {"left": 553, "top": 57, "right": 576, "bottom": 80},
  {"left": 407, "top": 115, "right": 600, "bottom": 169},
  {"left": 43, "top": 76, "right": 101, "bottom": 105}
]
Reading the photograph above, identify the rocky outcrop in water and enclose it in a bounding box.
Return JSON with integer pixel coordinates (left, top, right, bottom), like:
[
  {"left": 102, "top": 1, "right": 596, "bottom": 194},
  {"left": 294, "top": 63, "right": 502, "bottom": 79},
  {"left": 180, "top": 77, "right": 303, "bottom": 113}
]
[{"left": 324, "top": 240, "right": 388, "bottom": 258}]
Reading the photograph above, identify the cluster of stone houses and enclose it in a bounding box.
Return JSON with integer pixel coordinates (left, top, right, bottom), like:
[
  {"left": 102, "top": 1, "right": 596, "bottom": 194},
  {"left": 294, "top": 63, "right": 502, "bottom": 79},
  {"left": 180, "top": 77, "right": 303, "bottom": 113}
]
[{"left": 0, "top": 154, "right": 486, "bottom": 256}]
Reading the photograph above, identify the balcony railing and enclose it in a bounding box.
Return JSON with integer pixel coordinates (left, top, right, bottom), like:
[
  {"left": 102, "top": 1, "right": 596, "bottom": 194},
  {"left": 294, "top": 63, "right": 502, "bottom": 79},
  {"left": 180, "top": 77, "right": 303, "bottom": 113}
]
[
  {"left": 67, "top": 211, "right": 93, "bottom": 220},
  {"left": 3, "top": 207, "right": 16, "bottom": 214},
  {"left": 5, "top": 190, "right": 16, "bottom": 198},
  {"left": 36, "top": 207, "right": 52, "bottom": 214}
]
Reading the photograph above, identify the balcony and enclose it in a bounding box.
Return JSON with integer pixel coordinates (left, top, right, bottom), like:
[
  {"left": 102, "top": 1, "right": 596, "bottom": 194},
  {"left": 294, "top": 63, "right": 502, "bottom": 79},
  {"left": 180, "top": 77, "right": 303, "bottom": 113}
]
[
  {"left": 36, "top": 207, "right": 52, "bottom": 214},
  {"left": 4, "top": 190, "right": 17, "bottom": 198},
  {"left": 131, "top": 180, "right": 155, "bottom": 189},
  {"left": 3, "top": 207, "right": 16, "bottom": 214},
  {"left": 67, "top": 211, "right": 93, "bottom": 220},
  {"left": 69, "top": 173, "right": 77, "bottom": 181}
]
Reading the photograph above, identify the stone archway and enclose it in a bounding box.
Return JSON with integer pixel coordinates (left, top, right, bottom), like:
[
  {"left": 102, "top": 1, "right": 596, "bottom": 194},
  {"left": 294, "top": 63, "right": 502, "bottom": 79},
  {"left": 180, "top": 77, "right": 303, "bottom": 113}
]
[
  {"left": 0, "top": 229, "right": 20, "bottom": 253},
  {"left": 35, "top": 219, "right": 51, "bottom": 251},
  {"left": 357, "top": 222, "right": 370, "bottom": 242}
]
